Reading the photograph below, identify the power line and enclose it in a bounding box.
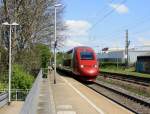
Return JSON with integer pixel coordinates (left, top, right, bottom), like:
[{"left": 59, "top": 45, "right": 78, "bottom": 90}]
[
  {"left": 91, "top": 14, "right": 150, "bottom": 40},
  {"left": 131, "top": 26, "right": 150, "bottom": 36},
  {"left": 88, "top": 0, "right": 115, "bottom": 21},
  {"left": 87, "top": 0, "right": 114, "bottom": 20},
  {"left": 89, "top": 0, "right": 127, "bottom": 31}
]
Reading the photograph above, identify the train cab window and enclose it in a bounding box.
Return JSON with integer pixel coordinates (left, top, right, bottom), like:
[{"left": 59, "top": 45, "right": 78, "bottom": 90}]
[{"left": 80, "top": 52, "right": 94, "bottom": 60}]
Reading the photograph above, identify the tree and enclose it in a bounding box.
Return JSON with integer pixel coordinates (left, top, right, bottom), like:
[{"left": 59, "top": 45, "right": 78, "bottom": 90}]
[
  {"left": 35, "top": 44, "right": 51, "bottom": 68},
  {"left": 0, "top": 0, "right": 65, "bottom": 55},
  {"left": 0, "top": 0, "right": 65, "bottom": 89},
  {"left": 0, "top": 0, "right": 65, "bottom": 70}
]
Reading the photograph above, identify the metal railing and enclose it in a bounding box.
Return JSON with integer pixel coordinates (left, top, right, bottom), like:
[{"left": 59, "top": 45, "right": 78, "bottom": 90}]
[
  {"left": 20, "top": 69, "right": 43, "bottom": 114},
  {"left": 0, "top": 89, "right": 29, "bottom": 101},
  {"left": 11, "top": 89, "right": 30, "bottom": 101},
  {"left": 0, "top": 92, "right": 8, "bottom": 108}
]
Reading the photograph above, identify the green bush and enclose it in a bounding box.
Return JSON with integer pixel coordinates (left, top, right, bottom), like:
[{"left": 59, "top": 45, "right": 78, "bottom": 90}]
[
  {"left": 14, "top": 43, "right": 51, "bottom": 74},
  {"left": 12, "top": 64, "right": 34, "bottom": 89},
  {"left": 0, "top": 82, "right": 6, "bottom": 90},
  {"left": 35, "top": 44, "right": 51, "bottom": 68},
  {"left": 42, "top": 68, "right": 48, "bottom": 78},
  {"left": 100, "top": 62, "right": 125, "bottom": 70}
]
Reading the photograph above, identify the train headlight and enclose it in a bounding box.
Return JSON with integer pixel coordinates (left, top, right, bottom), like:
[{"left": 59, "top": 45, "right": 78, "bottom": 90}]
[
  {"left": 94, "top": 64, "right": 98, "bottom": 68},
  {"left": 80, "top": 65, "right": 84, "bottom": 68}
]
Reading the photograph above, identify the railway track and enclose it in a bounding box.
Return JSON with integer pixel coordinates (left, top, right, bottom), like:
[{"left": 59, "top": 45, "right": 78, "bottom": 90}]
[
  {"left": 57, "top": 68, "right": 150, "bottom": 113},
  {"left": 100, "top": 72, "right": 150, "bottom": 86},
  {"left": 87, "top": 80, "right": 150, "bottom": 114}
]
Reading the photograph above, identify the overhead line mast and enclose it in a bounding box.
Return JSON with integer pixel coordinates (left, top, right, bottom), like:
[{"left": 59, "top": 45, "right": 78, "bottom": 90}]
[{"left": 125, "top": 29, "right": 130, "bottom": 67}]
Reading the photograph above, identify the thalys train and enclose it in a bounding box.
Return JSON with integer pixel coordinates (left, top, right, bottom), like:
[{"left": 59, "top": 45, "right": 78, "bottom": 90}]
[{"left": 62, "top": 46, "right": 99, "bottom": 81}]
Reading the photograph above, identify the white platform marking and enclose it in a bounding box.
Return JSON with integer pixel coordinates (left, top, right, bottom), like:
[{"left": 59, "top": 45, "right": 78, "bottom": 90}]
[
  {"left": 57, "top": 105, "right": 73, "bottom": 110},
  {"left": 60, "top": 76, "right": 105, "bottom": 114},
  {"left": 57, "top": 111, "right": 76, "bottom": 114}
]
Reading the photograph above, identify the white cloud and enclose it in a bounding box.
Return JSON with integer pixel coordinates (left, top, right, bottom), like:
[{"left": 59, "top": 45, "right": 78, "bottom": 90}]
[
  {"left": 65, "top": 20, "right": 91, "bottom": 37},
  {"left": 61, "top": 20, "right": 91, "bottom": 51},
  {"left": 62, "top": 39, "right": 84, "bottom": 50},
  {"left": 138, "top": 37, "right": 150, "bottom": 46},
  {"left": 65, "top": 39, "right": 83, "bottom": 47},
  {"left": 109, "top": 4, "right": 129, "bottom": 14}
]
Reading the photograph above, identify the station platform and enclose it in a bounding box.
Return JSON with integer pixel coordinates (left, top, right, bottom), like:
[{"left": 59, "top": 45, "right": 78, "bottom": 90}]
[
  {"left": 0, "top": 101, "right": 23, "bottom": 114},
  {"left": 48, "top": 71, "right": 134, "bottom": 114}
]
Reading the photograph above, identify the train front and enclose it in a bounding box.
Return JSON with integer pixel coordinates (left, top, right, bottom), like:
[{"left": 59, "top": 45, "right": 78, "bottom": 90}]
[{"left": 76, "top": 47, "right": 99, "bottom": 81}]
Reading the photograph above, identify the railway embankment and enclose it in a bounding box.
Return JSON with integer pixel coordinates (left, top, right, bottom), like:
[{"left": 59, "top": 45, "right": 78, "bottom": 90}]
[
  {"left": 88, "top": 80, "right": 150, "bottom": 114},
  {"left": 101, "top": 68, "right": 150, "bottom": 78},
  {"left": 98, "top": 69, "right": 150, "bottom": 98},
  {"left": 57, "top": 68, "right": 150, "bottom": 113}
]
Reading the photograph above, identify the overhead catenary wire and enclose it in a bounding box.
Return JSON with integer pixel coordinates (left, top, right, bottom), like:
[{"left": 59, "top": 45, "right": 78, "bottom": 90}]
[
  {"left": 91, "top": 14, "right": 150, "bottom": 43},
  {"left": 87, "top": 0, "right": 115, "bottom": 21},
  {"left": 89, "top": 0, "right": 127, "bottom": 31},
  {"left": 88, "top": 0, "right": 150, "bottom": 49}
]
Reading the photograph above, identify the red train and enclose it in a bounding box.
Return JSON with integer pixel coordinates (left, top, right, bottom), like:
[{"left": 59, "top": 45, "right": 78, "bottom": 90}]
[{"left": 63, "top": 46, "right": 99, "bottom": 81}]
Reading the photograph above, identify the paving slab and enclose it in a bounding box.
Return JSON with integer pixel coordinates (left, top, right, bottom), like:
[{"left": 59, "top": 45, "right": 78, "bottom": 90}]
[
  {"left": 49, "top": 71, "right": 135, "bottom": 114},
  {"left": 0, "top": 101, "right": 23, "bottom": 114}
]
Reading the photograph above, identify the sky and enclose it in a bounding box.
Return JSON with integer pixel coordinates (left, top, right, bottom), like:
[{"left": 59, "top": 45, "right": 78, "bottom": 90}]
[{"left": 62, "top": 0, "right": 150, "bottom": 52}]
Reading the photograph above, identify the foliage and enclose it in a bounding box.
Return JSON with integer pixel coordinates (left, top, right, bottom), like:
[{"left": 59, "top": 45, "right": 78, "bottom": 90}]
[
  {"left": 100, "top": 62, "right": 125, "bottom": 70},
  {"left": 0, "top": 47, "right": 8, "bottom": 72},
  {"left": 100, "top": 62, "right": 150, "bottom": 78},
  {"left": 0, "top": 82, "right": 6, "bottom": 90},
  {"left": 0, "top": 0, "right": 65, "bottom": 51},
  {"left": 35, "top": 44, "right": 51, "bottom": 68},
  {"left": 12, "top": 64, "right": 34, "bottom": 89},
  {"left": 14, "top": 43, "right": 51, "bottom": 74},
  {"left": 0, "top": 0, "right": 65, "bottom": 89},
  {"left": 56, "top": 52, "right": 64, "bottom": 65}
]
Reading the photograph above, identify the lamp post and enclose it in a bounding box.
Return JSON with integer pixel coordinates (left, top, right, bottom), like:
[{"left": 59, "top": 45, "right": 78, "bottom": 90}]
[
  {"left": 54, "top": 4, "right": 62, "bottom": 84},
  {"left": 2, "top": 22, "right": 19, "bottom": 104}
]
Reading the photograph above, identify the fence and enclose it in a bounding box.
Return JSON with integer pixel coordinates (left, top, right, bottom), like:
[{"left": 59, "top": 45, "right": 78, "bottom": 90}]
[
  {"left": 0, "top": 89, "right": 29, "bottom": 108},
  {"left": 0, "top": 89, "right": 30, "bottom": 101},
  {"left": 20, "top": 69, "right": 43, "bottom": 114},
  {"left": 0, "top": 92, "right": 8, "bottom": 108}
]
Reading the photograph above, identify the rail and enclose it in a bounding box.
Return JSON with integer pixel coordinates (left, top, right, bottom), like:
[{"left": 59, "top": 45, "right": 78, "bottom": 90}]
[
  {"left": 87, "top": 80, "right": 150, "bottom": 113},
  {"left": 20, "top": 69, "right": 43, "bottom": 114},
  {"left": 0, "top": 92, "right": 8, "bottom": 108},
  {"left": 100, "top": 71, "right": 150, "bottom": 86},
  {"left": 95, "top": 80, "right": 150, "bottom": 106}
]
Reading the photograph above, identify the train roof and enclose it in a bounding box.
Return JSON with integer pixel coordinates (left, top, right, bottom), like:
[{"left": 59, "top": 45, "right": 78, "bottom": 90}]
[
  {"left": 66, "top": 46, "right": 94, "bottom": 53},
  {"left": 74, "top": 46, "right": 92, "bottom": 49},
  {"left": 137, "top": 55, "right": 150, "bottom": 58}
]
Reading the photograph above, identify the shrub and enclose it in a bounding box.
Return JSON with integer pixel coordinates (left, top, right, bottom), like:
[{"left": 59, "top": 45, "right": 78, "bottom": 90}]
[
  {"left": 12, "top": 64, "right": 34, "bottom": 89},
  {"left": 0, "top": 82, "right": 6, "bottom": 90},
  {"left": 35, "top": 44, "right": 51, "bottom": 68},
  {"left": 100, "top": 62, "right": 125, "bottom": 70}
]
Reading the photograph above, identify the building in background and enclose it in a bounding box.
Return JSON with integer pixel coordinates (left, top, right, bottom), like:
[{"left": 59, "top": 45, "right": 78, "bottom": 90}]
[
  {"left": 97, "top": 46, "right": 150, "bottom": 65},
  {"left": 136, "top": 55, "right": 150, "bottom": 74}
]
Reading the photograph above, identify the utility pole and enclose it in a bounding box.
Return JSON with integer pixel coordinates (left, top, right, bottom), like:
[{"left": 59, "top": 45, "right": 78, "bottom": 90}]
[{"left": 125, "top": 29, "right": 129, "bottom": 67}]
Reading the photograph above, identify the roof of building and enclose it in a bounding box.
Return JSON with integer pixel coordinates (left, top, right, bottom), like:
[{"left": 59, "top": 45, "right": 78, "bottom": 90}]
[{"left": 102, "top": 46, "right": 150, "bottom": 53}]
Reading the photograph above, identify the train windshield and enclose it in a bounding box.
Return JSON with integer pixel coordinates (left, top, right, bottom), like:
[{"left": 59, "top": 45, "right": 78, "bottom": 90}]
[{"left": 80, "top": 52, "right": 94, "bottom": 60}]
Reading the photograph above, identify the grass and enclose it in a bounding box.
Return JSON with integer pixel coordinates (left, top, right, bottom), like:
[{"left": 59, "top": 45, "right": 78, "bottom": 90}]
[
  {"left": 97, "top": 76, "right": 150, "bottom": 97},
  {"left": 99, "top": 64, "right": 150, "bottom": 97},
  {"left": 100, "top": 67, "right": 150, "bottom": 78}
]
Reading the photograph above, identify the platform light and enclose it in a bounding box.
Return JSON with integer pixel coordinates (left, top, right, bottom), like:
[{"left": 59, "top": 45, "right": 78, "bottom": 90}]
[
  {"left": 54, "top": 4, "right": 62, "bottom": 84},
  {"left": 2, "top": 21, "right": 19, "bottom": 104}
]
